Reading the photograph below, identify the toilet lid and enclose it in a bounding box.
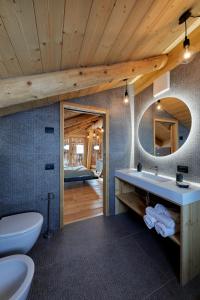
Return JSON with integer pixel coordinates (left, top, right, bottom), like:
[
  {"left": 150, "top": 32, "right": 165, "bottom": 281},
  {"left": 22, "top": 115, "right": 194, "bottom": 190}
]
[{"left": 0, "top": 212, "right": 43, "bottom": 237}]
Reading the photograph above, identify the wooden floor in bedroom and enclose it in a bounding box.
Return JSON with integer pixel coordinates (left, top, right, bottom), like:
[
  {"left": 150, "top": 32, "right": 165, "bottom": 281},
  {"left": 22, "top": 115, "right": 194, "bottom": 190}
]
[{"left": 64, "top": 178, "right": 103, "bottom": 224}]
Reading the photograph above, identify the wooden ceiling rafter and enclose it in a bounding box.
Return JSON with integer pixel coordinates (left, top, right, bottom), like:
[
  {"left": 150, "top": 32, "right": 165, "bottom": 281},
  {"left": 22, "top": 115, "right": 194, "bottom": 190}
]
[
  {"left": 64, "top": 117, "right": 100, "bottom": 135},
  {"left": 64, "top": 114, "right": 100, "bottom": 129}
]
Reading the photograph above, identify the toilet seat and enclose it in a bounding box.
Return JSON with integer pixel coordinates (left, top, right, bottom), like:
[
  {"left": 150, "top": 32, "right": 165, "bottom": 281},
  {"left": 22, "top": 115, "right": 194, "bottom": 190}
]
[{"left": 0, "top": 212, "right": 43, "bottom": 238}]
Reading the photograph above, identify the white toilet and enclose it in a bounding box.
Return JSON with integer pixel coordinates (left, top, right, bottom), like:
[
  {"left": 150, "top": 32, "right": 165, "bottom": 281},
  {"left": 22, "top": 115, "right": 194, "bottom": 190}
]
[
  {"left": 0, "top": 212, "right": 43, "bottom": 256},
  {"left": 0, "top": 254, "right": 35, "bottom": 300}
]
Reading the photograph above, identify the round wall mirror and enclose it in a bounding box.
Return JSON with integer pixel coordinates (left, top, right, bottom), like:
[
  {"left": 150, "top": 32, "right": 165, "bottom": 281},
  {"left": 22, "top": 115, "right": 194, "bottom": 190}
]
[{"left": 138, "top": 97, "right": 192, "bottom": 157}]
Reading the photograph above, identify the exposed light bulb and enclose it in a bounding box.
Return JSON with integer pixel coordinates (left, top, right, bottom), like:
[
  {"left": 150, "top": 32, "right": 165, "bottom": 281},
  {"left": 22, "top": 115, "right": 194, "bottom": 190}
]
[
  {"left": 123, "top": 90, "right": 129, "bottom": 104},
  {"left": 183, "top": 34, "right": 191, "bottom": 63},
  {"left": 183, "top": 46, "right": 191, "bottom": 60},
  {"left": 64, "top": 144, "right": 69, "bottom": 150},
  {"left": 156, "top": 100, "right": 162, "bottom": 110},
  {"left": 94, "top": 145, "right": 100, "bottom": 151}
]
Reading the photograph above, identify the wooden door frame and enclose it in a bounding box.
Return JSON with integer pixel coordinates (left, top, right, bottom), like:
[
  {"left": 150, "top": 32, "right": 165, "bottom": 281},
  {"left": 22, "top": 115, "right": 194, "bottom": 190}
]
[
  {"left": 60, "top": 101, "right": 110, "bottom": 228},
  {"left": 153, "top": 117, "right": 178, "bottom": 155}
]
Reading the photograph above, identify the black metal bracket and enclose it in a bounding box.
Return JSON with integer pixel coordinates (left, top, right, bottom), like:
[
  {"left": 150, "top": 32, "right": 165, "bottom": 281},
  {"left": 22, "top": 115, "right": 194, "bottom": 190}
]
[{"left": 179, "top": 9, "right": 192, "bottom": 25}]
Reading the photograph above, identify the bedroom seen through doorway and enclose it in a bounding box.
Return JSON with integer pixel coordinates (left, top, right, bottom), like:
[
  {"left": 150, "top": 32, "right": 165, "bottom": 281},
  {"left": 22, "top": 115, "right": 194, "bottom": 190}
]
[{"left": 63, "top": 108, "right": 105, "bottom": 224}]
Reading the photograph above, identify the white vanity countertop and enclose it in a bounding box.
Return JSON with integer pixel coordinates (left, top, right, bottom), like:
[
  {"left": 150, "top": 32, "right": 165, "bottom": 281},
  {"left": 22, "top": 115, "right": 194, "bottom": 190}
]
[{"left": 115, "top": 168, "right": 200, "bottom": 206}]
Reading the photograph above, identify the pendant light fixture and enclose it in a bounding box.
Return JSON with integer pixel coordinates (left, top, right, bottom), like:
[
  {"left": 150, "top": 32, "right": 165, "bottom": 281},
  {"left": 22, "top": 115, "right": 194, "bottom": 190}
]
[
  {"left": 156, "top": 100, "right": 162, "bottom": 110},
  {"left": 123, "top": 79, "right": 129, "bottom": 104},
  {"left": 179, "top": 9, "right": 200, "bottom": 64}
]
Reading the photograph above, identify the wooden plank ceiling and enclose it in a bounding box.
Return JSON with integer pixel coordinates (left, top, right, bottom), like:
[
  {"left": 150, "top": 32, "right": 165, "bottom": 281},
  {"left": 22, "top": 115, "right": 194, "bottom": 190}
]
[
  {"left": 160, "top": 98, "right": 191, "bottom": 128},
  {"left": 0, "top": 0, "right": 200, "bottom": 105},
  {"left": 64, "top": 110, "right": 101, "bottom": 136}
]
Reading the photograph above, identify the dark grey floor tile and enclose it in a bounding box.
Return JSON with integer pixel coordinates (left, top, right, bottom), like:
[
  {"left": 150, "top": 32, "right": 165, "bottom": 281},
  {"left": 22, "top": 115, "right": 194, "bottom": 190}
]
[
  {"left": 29, "top": 234, "right": 168, "bottom": 300},
  {"left": 29, "top": 213, "right": 145, "bottom": 269},
  {"left": 28, "top": 213, "right": 200, "bottom": 300},
  {"left": 134, "top": 230, "right": 180, "bottom": 279},
  {"left": 146, "top": 275, "right": 200, "bottom": 300}
]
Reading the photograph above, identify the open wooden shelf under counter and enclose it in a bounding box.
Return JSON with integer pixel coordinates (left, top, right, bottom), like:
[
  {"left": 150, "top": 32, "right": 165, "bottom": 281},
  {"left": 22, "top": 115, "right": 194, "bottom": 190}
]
[
  {"left": 115, "top": 175, "right": 200, "bottom": 286},
  {"left": 116, "top": 190, "right": 181, "bottom": 246},
  {"left": 116, "top": 192, "right": 145, "bottom": 217},
  {"left": 115, "top": 178, "right": 181, "bottom": 246}
]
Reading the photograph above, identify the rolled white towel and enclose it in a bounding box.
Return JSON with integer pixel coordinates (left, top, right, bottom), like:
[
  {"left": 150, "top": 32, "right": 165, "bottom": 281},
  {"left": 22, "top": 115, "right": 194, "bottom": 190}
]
[
  {"left": 146, "top": 207, "right": 175, "bottom": 228},
  {"left": 143, "top": 214, "right": 156, "bottom": 229},
  {"left": 154, "top": 204, "right": 171, "bottom": 217},
  {"left": 155, "top": 204, "right": 180, "bottom": 222},
  {"left": 155, "top": 222, "right": 175, "bottom": 238}
]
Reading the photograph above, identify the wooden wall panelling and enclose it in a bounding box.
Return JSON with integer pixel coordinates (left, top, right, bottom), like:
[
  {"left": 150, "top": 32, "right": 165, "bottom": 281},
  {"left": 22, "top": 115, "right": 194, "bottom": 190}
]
[
  {"left": 0, "top": 0, "right": 42, "bottom": 74},
  {"left": 61, "top": 0, "right": 93, "bottom": 69},
  {"left": 34, "top": 0, "right": 65, "bottom": 72},
  {"left": 86, "top": 130, "right": 93, "bottom": 169}
]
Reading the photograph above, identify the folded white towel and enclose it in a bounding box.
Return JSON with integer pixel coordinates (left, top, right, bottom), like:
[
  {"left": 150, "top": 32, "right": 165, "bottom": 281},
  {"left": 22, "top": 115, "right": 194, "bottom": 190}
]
[
  {"left": 143, "top": 214, "right": 156, "bottom": 229},
  {"left": 146, "top": 207, "right": 175, "bottom": 228},
  {"left": 155, "top": 222, "right": 175, "bottom": 237}
]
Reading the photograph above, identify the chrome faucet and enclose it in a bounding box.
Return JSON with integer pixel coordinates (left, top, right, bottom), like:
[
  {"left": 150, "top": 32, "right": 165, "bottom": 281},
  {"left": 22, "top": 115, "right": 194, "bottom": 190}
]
[
  {"left": 150, "top": 166, "right": 158, "bottom": 176},
  {"left": 154, "top": 166, "right": 158, "bottom": 176}
]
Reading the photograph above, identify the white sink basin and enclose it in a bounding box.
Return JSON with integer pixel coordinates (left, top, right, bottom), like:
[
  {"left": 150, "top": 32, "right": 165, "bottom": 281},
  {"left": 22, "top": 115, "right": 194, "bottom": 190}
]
[
  {"left": 133, "top": 172, "right": 171, "bottom": 183},
  {"left": 116, "top": 169, "right": 200, "bottom": 206},
  {"left": 0, "top": 255, "right": 34, "bottom": 300}
]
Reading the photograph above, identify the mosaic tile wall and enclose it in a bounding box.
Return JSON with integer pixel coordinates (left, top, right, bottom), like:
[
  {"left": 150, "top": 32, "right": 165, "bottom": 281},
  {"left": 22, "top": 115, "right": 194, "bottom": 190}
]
[
  {"left": 0, "top": 86, "right": 132, "bottom": 228},
  {"left": 0, "top": 104, "right": 60, "bottom": 231},
  {"left": 134, "top": 53, "right": 200, "bottom": 183}
]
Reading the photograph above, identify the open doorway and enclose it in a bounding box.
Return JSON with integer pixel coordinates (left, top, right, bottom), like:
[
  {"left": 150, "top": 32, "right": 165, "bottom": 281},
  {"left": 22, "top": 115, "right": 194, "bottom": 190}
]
[
  {"left": 154, "top": 118, "right": 178, "bottom": 156},
  {"left": 60, "top": 102, "right": 109, "bottom": 226}
]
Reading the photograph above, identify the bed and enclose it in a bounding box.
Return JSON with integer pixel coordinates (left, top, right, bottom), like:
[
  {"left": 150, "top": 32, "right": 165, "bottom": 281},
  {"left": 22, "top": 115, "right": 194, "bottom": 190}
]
[{"left": 64, "top": 165, "right": 98, "bottom": 182}]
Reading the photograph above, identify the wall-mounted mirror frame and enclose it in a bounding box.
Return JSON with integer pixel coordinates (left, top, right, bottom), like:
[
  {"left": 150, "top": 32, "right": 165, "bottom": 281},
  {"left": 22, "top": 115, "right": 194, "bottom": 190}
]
[{"left": 138, "top": 97, "right": 192, "bottom": 157}]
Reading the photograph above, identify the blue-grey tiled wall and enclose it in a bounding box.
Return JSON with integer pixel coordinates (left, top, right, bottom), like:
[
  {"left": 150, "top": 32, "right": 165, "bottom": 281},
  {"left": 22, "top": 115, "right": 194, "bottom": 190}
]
[
  {"left": 0, "top": 104, "right": 60, "bottom": 231},
  {"left": 0, "top": 86, "right": 132, "bottom": 229},
  {"left": 135, "top": 53, "right": 200, "bottom": 182}
]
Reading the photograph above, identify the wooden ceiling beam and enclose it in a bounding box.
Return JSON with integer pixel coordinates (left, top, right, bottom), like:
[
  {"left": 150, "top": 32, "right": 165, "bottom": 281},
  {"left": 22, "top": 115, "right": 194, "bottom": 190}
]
[
  {"left": 0, "top": 55, "right": 167, "bottom": 108},
  {"left": 134, "top": 26, "right": 200, "bottom": 95},
  {"left": 64, "top": 117, "right": 99, "bottom": 135},
  {"left": 0, "top": 80, "right": 123, "bottom": 117},
  {"left": 64, "top": 114, "right": 99, "bottom": 128},
  {"left": 59, "top": 79, "right": 125, "bottom": 101},
  {"left": 64, "top": 110, "right": 81, "bottom": 120}
]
